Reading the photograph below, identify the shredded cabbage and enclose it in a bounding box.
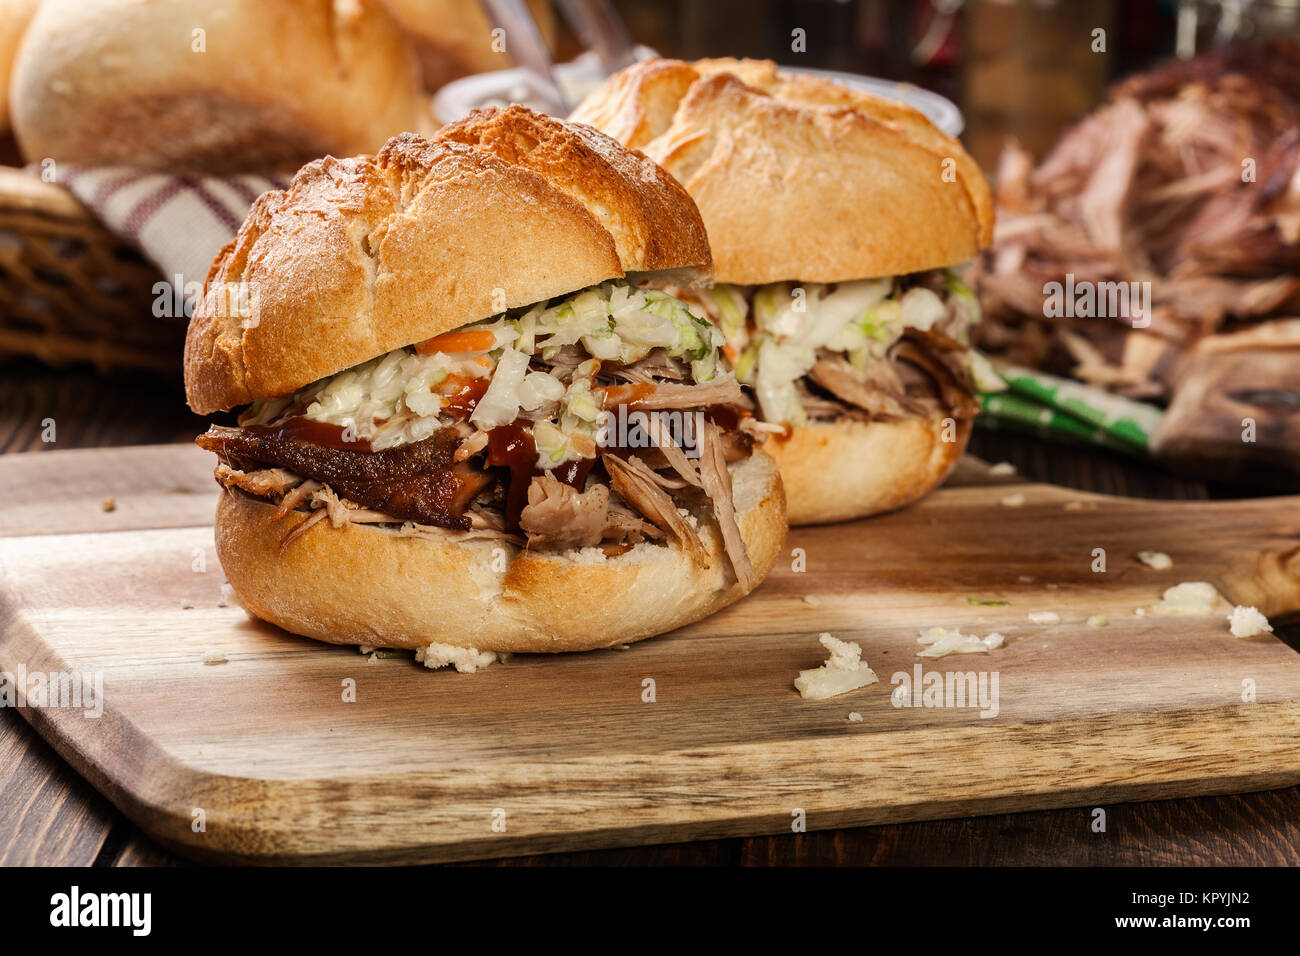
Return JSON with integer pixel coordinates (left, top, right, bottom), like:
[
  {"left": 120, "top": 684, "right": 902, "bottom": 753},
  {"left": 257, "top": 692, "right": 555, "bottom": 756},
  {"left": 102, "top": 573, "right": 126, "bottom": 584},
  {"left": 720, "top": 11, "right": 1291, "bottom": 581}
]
[
  {"left": 470, "top": 345, "right": 530, "bottom": 428},
  {"left": 245, "top": 280, "right": 722, "bottom": 460},
  {"left": 699, "top": 272, "right": 984, "bottom": 424},
  {"left": 530, "top": 281, "right": 720, "bottom": 370},
  {"left": 754, "top": 339, "right": 812, "bottom": 427}
]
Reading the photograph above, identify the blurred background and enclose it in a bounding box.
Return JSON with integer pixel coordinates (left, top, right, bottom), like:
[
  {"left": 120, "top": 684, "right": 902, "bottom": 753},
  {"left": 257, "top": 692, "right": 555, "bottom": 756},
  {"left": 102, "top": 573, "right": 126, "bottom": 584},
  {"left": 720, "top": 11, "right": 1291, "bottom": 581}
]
[
  {"left": 3, "top": 1, "right": 1293, "bottom": 166},
  {"left": 0, "top": 0, "right": 1297, "bottom": 491}
]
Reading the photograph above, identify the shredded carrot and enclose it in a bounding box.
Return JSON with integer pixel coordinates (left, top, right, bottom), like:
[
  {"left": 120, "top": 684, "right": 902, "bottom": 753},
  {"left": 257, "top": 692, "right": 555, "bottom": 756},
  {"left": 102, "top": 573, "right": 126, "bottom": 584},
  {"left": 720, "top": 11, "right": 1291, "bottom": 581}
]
[
  {"left": 475, "top": 355, "right": 491, "bottom": 368},
  {"left": 414, "top": 329, "right": 497, "bottom": 355},
  {"left": 722, "top": 343, "right": 739, "bottom": 363}
]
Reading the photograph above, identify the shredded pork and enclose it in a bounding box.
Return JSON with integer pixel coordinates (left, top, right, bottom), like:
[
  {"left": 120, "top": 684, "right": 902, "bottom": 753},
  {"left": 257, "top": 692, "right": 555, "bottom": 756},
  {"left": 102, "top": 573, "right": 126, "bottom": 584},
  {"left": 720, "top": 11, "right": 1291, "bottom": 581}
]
[
  {"left": 600, "top": 372, "right": 744, "bottom": 410},
  {"left": 696, "top": 421, "right": 753, "bottom": 592},
  {"left": 808, "top": 355, "right": 923, "bottom": 420},
  {"left": 603, "top": 453, "right": 708, "bottom": 565},
  {"left": 518, "top": 474, "right": 609, "bottom": 550},
  {"left": 973, "top": 38, "right": 1300, "bottom": 397}
]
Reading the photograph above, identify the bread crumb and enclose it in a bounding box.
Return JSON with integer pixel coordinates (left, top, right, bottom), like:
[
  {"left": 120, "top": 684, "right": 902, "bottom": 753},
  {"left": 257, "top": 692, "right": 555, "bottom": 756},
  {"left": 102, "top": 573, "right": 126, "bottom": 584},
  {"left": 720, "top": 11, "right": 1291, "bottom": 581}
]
[
  {"left": 822, "top": 634, "right": 863, "bottom": 670},
  {"left": 1000, "top": 493, "right": 1026, "bottom": 508},
  {"left": 988, "top": 461, "right": 1016, "bottom": 476},
  {"left": 1150, "top": 581, "right": 1220, "bottom": 616},
  {"left": 1087, "top": 614, "right": 1108, "bottom": 627},
  {"left": 1137, "top": 550, "right": 1173, "bottom": 570},
  {"left": 216, "top": 583, "right": 239, "bottom": 608},
  {"left": 1227, "top": 605, "right": 1272, "bottom": 638},
  {"left": 848, "top": 712, "right": 863, "bottom": 722},
  {"left": 1028, "top": 611, "right": 1060, "bottom": 624},
  {"left": 179, "top": 598, "right": 194, "bottom": 610},
  {"left": 802, "top": 594, "right": 822, "bottom": 607},
  {"left": 794, "top": 633, "right": 878, "bottom": 700},
  {"left": 1064, "top": 500, "right": 1098, "bottom": 512},
  {"left": 1018, "top": 575, "right": 1034, "bottom": 583},
  {"left": 917, "top": 627, "right": 1004, "bottom": 658},
  {"left": 201, "top": 650, "right": 227, "bottom": 665},
  {"left": 416, "top": 642, "right": 501, "bottom": 674},
  {"left": 100, "top": 497, "right": 116, "bottom": 512},
  {"left": 358, "top": 644, "right": 376, "bottom": 655},
  {"left": 1135, "top": 607, "right": 1147, "bottom": 617}
]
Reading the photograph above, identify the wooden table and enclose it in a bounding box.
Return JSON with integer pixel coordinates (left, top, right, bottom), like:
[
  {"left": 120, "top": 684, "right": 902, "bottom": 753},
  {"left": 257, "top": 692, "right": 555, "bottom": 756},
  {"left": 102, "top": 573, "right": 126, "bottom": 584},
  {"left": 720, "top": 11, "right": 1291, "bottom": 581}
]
[{"left": 3, "top": 358, "right": 1298, "bottom": 866}]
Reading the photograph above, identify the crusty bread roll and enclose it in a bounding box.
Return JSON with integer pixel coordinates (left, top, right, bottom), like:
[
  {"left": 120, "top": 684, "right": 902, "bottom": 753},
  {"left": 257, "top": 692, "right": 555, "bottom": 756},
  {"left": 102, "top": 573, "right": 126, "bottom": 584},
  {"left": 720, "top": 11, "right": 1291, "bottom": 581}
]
[
  {"left": 217, "top": 449, "right": 785, "bottom": 653},
  {"left": 571, "top": 57, "right": 994, "bottom": 286},
  {"left": 381, "top": 0, "right": 557, "bottom": 91},
  {"left": 187, "top": 107, "right": 781, "bottom": 655},
  {"left": 9, "top": 0, "right": 427, "bottom": 172},
  {"left": 185, "top": 106, "right": 710, "bottom": 414},
  {"left": 573, "top": 58, "right": 991, "bottom": 525},
  {"left": 0, "top": 0, "right": 37, "bottom": 135},
  {"left": 763, "top": 413, "right": 970, "bottom": 525}
]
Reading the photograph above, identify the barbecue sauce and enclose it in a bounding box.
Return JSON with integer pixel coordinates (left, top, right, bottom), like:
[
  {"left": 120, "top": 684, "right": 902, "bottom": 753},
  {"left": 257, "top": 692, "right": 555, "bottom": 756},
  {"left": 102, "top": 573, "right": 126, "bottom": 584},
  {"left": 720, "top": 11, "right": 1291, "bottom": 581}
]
[
  {"left": 487, "top": 421, "right": 596, "bottom": 529},
  {"left": 487, "top": 422, "right": 537, "bottom": 529},
  {"left": 440, "top": 375, "right": 490, "bottom": 420},
  {"left": 243, "top": 418, "right": 372, "bottom": 452},
  {"left": 704, "top": 404, "right": 742, "bottom": 431},
  {"left": 552, "top": 456, "right": 595, "bottom": 491},
  {"left": 597, "top": 382, "right": 656, "bottom": 409}
]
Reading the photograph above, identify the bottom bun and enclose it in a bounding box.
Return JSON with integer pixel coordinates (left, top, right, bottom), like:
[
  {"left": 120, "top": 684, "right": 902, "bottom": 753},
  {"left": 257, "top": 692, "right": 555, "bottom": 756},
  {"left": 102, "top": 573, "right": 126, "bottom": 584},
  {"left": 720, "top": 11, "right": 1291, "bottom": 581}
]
[
  {"left": 215, "top": 450, "right": 786, "bottom": 654},
  {"left": 762, "top": 413, "right": 971, "bottom": 525}
]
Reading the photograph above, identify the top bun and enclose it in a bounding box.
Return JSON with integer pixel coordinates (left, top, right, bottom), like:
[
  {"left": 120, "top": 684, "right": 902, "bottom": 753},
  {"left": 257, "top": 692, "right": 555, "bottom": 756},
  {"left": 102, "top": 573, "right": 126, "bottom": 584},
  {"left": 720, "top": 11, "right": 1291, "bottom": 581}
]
[
  {"left": 184, "top": 106, "right": 711, "bottom": 414},
  {"left": 571, "top": 58, "right": 994, "bottom": 285},
  {"left": 9, "top": 0, "right": 427, "bottom": 172}
]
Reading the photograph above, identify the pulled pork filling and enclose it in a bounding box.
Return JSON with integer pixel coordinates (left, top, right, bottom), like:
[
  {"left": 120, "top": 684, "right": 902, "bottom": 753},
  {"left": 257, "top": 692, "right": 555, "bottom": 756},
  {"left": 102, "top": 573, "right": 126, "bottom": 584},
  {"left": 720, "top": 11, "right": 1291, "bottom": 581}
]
[
  {"left": 197, "top": 280, "right": 760, "bottom": 589},
  {"left": 679, "top": 269, "right": 999, "bottom": 428}
]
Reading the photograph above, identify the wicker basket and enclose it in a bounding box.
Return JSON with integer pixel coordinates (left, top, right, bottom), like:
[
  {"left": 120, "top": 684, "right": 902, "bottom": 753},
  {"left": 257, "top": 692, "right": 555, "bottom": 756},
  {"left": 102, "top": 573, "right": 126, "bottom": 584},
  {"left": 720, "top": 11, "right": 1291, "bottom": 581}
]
[{"left": 0, "top": 165, "right": 183, "bottom": 374}]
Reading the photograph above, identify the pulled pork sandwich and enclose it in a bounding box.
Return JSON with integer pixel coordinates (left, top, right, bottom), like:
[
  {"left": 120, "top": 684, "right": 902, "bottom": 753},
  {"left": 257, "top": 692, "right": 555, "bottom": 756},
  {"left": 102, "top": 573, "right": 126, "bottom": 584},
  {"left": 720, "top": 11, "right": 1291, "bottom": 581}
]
[
  {"left": 572, "top": 58, "right": 997, "bottom": 525},
  {"left": 184, "top": 106, "right": 786, "bottom": 654}
]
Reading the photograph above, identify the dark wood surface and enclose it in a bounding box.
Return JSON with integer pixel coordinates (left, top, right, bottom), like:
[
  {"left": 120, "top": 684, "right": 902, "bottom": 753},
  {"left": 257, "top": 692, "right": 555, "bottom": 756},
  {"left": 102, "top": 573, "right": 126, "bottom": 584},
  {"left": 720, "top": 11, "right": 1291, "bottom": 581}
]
[{"left": 2, "top": 357, "right": 1298, "bottom": 867}]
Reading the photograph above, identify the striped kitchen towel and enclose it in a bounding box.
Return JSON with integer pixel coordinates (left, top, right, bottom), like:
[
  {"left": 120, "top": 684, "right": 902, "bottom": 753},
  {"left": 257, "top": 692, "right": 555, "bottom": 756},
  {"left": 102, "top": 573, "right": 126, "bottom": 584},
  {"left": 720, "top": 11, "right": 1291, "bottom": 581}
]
[
  {"left": 57, "top": 166, "right": 290, "bottom": 315},
  {"left": 978, "top": 364, "right": 1165, "bottom": 456}
]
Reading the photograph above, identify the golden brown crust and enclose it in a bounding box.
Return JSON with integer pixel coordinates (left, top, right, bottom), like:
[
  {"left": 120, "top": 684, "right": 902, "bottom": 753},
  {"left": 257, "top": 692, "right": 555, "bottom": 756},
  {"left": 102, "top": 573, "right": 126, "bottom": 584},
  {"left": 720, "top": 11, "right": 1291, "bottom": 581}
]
[
  {"left": 184, "top": 107, "right": 713, "bottom": 414},
  {"left": 763, "top": 413, "right": 972, "bottom": 525},
  {"left": 437, "top": 107, "right": 711, "bottom": 276},
  {"left": 568, "top": 58, "right": 702, "bottom": 151},
  {"left": 215, "top": 450, "right": 786, "bottom": 653},
  {"left": 571, "top": 57, "right": 994, "bottom": 284},
  {"left": 9, "top": 0, "right": 427, "bottom": 171},
  {"left": 0, "top": 0, "right": 37, "bottom": 135}
]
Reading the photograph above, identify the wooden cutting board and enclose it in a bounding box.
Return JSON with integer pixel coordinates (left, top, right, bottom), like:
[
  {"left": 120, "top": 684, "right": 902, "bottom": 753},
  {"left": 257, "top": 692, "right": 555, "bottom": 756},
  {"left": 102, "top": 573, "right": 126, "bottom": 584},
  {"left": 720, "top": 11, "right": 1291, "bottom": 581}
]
[{"left": 1, "top": 444, "right": 1298, "bottom": 865}]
